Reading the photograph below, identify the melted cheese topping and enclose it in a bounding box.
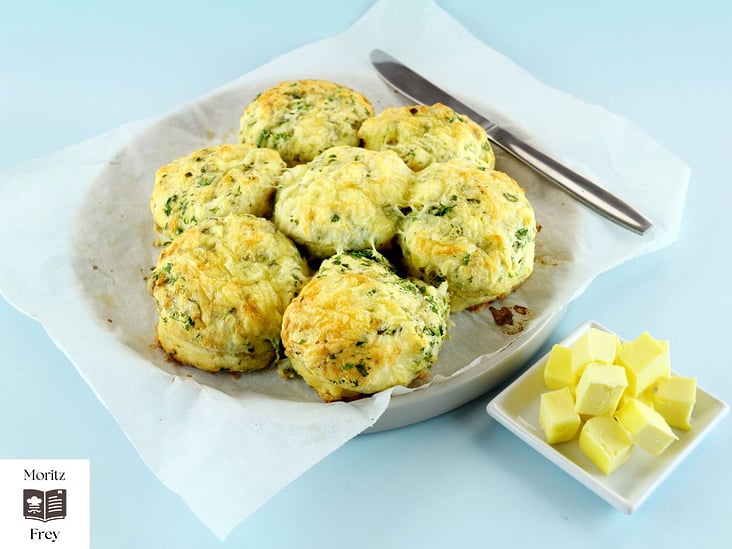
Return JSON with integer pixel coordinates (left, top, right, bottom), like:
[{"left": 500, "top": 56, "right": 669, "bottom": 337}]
[
  {"left": 239, "top": 79, "right": 374, "bottom": 166},
  {"left": 358, "top": 103, "right": 496, "bottom": 171},
  {"left": 150, "top": 143, "right": 285, "bottom": 242},
  {"left": 273, "top": 145, "right": 414, "bottom": 259},
  {"left": 398, "top": 160, "right": 536, "bottom": 311},
  {"left": 281, "top": 250, "right": 450, "bottom": 401},
  {"left": 148, "top": 214, "right": 309, "bottom": 372}
]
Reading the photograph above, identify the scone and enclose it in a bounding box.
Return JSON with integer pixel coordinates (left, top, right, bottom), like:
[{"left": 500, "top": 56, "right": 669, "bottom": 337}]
[
  {"left": 238, "top": 79, "right": 375, "bottom": 166},
  {"left": 148, "top": 214, "right": 310, "bottom": 372},
  {"left": 272, "top": 145, "right": 414, "bottom": 259},
  {"left": 358, "top": 103, "right": 496, "bottom": 171},
  {"left": 150, "top": 143, "right": 285, "bottom": 242},
  {"left": 398, "top": 160, "right": 536, "bottom": 312},
  {"left": 281, "top": 250, "right": 450, "bottom": 402}
]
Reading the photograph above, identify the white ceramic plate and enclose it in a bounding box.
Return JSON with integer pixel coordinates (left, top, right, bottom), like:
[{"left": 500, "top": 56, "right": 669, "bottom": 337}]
[{"left": 486, "top": 320, "right": 729, "bottom": 513}]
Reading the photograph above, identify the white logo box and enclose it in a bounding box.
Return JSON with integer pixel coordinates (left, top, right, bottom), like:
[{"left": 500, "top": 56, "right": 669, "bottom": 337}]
[{"left": 0, "top": 459, "right": 89, "bottom": 549}]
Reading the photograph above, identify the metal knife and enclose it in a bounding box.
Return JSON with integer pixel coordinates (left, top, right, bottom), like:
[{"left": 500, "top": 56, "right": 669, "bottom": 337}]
[{"left": 370, "top": 49, "right": 653, "bottom": 235}]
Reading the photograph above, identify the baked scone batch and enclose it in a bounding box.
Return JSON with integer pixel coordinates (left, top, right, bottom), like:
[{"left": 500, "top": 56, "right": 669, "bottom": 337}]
[{"left": 147, "top": 78, "right": 537, "bottom": 401}]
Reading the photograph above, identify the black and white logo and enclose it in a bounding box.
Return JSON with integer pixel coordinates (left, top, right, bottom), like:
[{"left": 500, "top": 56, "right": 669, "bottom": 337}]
[{"left": 23, "top": 488, "right": 67, "bottom": 522}]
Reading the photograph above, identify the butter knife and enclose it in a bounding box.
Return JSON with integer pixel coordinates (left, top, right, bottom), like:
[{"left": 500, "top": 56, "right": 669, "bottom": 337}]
[{"left": 370, "top": 49, "right": 653, "bottom": 235}]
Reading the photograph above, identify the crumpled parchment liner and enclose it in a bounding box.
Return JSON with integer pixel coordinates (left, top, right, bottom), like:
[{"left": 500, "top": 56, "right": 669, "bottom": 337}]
[{"left": 0, "top": 0, "right": 689, "bottom": 539}]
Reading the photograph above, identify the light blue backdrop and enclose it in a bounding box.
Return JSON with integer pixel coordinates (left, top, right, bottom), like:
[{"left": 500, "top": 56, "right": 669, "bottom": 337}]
[{"left": 1, "top": 1, "right": 730, "bottom": 547}]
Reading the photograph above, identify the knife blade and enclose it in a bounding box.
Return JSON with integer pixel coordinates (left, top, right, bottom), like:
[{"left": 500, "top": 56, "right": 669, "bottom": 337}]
[{"left": 370, "top": 49, "right": 653, "bottom": 235}]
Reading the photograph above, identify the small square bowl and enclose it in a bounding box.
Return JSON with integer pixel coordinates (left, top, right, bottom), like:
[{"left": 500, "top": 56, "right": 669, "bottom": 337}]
[{"left": 486, "top": 320, "right": 729, "bottom": 513}]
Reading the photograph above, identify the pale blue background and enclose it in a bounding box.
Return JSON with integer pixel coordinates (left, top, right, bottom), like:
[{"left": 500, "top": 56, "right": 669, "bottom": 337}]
[{"left": 1, "top": 1, "right": 731, "bottom": 547}]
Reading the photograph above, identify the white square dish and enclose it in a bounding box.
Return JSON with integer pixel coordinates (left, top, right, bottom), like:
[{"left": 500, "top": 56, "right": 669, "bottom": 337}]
[{"left": 486, "top": 320, "right": 729, "bottom": 513}]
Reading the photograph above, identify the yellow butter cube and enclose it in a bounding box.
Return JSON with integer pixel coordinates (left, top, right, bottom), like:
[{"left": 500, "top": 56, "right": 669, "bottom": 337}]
[
  {"left": 579, "top": 416, "right": 633, "bottom": 475},
  {"left": 570, "top": 328, "right": 619, "bottom": 376},
  {"left": 619, "top": 384, "right": 655, "bottom": 410},
  {"left": 616, "top": 332, "right": 670, "bottom": 397},
  {"left": 574, "top": 363, "right": 628, "bottom": 416},
  {"left": 654, "top": 376, "right": 697, "bottom": 430},
  {"left": 543, "top": 345, "right": 576, "bottom": 390},
  {"left": 539, "top": 387, "right": 581, "bottom": 444},
  {"left": 616, "top": 399, "right": 678, "bottom": 456}
]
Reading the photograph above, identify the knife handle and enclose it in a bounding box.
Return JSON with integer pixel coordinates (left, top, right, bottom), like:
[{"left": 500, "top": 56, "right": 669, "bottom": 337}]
[{"left": 486, "top": 126, "right": 653, "bottom": 235}]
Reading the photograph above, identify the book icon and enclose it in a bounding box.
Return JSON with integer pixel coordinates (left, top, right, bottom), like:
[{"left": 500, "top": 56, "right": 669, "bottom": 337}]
[{"left": 23, "top": 489, "right": 67, "bottom": 522}]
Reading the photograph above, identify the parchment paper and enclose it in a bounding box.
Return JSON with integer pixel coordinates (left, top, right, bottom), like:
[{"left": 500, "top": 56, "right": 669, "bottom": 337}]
[{"left": 0, "top": 0, "right": 689, "bottom": 539}]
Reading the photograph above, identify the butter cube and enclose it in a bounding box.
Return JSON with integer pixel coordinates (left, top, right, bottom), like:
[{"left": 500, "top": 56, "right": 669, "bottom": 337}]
[
  {"left": 579, "top": 416, "right": 633, "bottom": 475},
  {"left": 574, "top": 363, "right": 628, "bottom": 416},
  {"left": 616, "top": 399, "right": 678, "bottom": 456},
  {"left": 543, "top": 345, "right": 576, "bottom": 390},
  {"left": 654, "top": 376, "right": 697, "bottom": 430},
  {"left": 570, "top": 328, "right": 619, "bottom": 376},
  {"left": 616, "top": 332, "right": 670, "bottom": 397},
  {"left": 539, "top": 387, "right": 581, "bottom": 443},
  {"left": 619, "top": 384, "right": 655, "bottom": 410}
]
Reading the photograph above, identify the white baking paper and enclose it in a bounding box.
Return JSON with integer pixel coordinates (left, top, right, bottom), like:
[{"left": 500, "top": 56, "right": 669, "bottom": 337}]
[{"left": 0, "top": 0, "right": 689, "bottom": 539}]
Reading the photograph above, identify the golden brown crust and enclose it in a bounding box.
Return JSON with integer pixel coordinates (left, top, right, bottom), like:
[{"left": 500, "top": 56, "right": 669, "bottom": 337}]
[
  {"left": 358, "top": 103, "right": 496, "bottom": 171},
  {"left": 238, "top": 80, "right": 374, "bottom": 166},
  {"left": 398, "top": 160, "right": 536, "bottom": 311},
  {"left": 281, "top": 250, "right": 450, "bottom": 401},
  {"left": 148, "top": 214, "right": 309, "bottom": 372},
  {"left": 150, "top": 143, "right": 285, "bottom": 242},
  {"left": 272, "top": 145, "right": 414, "bottom": 259}
]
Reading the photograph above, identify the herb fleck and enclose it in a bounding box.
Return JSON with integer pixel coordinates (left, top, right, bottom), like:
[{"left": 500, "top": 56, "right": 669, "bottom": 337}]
[{"left": 428, "top": 203, "right": 455, "bottom": 217}]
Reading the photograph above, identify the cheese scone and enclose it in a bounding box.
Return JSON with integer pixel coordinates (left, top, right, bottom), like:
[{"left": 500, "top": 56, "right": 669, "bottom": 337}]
[
  {"left": 398, "top": 161, "right": 536, "bottom": 312},
  {"left": 150, "top": 143, "right": 285, "bottom": 242},
  {"left": 281, "top": 250, "right": 450, "bottom": 402},
  {"left": 273, "top": 145, "right": 414, "bottom": 259},
  {"left": 358, "top": 103, "right": 496, "bottom": 172},
  {"left": 148, "top": 214, "right": 309, "bottom": 372},
  {"left": 238, "top": 79, "right": 374, "bottom": 166}
]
